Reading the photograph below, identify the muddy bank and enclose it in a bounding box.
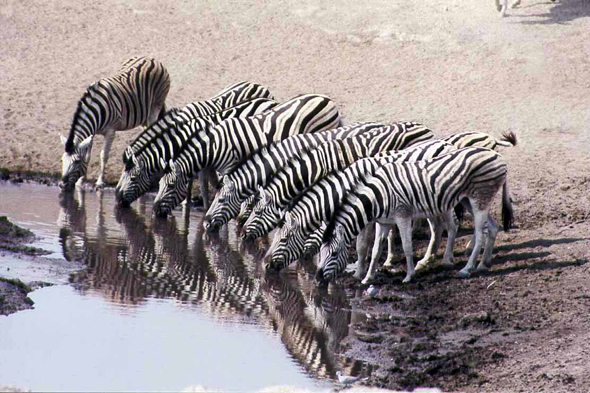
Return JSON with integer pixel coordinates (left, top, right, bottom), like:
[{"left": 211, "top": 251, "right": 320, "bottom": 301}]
[{"left": 0, "top": 215, "right": 73, "bottom": 315}]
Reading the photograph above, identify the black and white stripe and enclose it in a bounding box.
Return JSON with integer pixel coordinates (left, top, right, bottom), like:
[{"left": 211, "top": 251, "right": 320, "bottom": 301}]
[
  {"left": 60, "top": 57, "right": 170, "bottom": 190},
  {"left": 152, "top": 94, "right": 342, "bottom": 217},
  {"left": 242, "top": 122, "right": 434, "bottom": 241},
  {"left": 266, "top": 139, "right": 455, "bottom": 272},
  {"left": 316, "top": 147, "right": 513, "bottom": 284},
  {"left": 114, "top": 92, "right": 277, "bottom": 207},
  {"left": 203, "top": 122, "right": 386, "bottom": 232}
]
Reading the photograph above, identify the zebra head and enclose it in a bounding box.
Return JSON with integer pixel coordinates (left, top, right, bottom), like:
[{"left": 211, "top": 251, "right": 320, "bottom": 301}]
[
  {"left": 59, "top": 134, "right": 93, "bottom": 191},
  {"left": 203, "top": 176, "right": 239, "bottom": 232},
  {"left": 266, "top": 211, "right": 306, "bottom": 272},
  {"left": 242, "top": 186, "right": 281, "bottom": 242},
  {"left": 302, "top": 226, "right": 325, "bottom": 259},
  {"left": 316, "top": 223, "right": 349, "bottom": 285},
  {"left": 115, "top": 147, "right": 149, "bottom": 207},
  {"left": 153, "top": 159, "right": 189, "bottom": 218},
  {"left": 236, "top": 194, "right": 260, "bottom": 227}
]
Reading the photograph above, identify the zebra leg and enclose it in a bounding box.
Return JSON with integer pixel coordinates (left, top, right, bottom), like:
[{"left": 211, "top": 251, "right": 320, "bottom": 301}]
[
  {"left": 477, "top": 214, "right": 499, "bottom": 271},
  {"left": 199, "top": 173, "right": 209, "bottom": 210},
  {"left": 415, "top": 217, "right": 443, "bottom": 271},
  {"left": 353, "top": 223, "right": 374, "bottom": 279},
  {"left": 397, "top": 216, "right": 416, "bottom": 283},
  {"left": 382, "top": 227, "right": 397, "bottom": 268},
  {"left": 440, "top": 210, "right": 459, "bottom": 267},
  {"left": 458, "top": 208, "right": 488, "bottom": 278},
  {"left": 361, "top": 222, "right": 391, "bottom": 284},
  {"left": 96, "top": 130, "right": 115, "bottom": 189}
]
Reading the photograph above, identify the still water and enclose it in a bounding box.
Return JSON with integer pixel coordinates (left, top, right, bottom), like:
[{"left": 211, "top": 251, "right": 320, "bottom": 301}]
[{"left": 0, "top": 182, "right": 369, "bottom": 392}]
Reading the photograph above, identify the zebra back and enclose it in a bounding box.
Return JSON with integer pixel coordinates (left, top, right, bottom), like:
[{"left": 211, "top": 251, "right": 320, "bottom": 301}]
[
  {"left": 243, "top": 122, "right": 433, "bottom": 240},
  {"left": 443, "top": 131, "right": 517, "bottom": 150},
  {"left": 210, "top": 81, "right": 274, "bottom": 110}
]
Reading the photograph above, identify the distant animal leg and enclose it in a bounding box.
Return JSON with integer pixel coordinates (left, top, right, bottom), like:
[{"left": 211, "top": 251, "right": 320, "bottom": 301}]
[
  {"left": 478, "top": 214, "right": 499, "bottom": 271},
  {"left": 382, "top": 227, "right": 397, "bottom": 268},
  {"left": 416, "top": 217, "right": 443, "bottom": 271}
]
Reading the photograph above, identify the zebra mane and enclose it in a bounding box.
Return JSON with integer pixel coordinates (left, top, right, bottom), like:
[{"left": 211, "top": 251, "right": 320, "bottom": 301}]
[
  {"left": 321, "top": 170, "right": 374, "bottom": 243},
  {"left": 66, "top": 84, "right": 100, "bottom": 153}
]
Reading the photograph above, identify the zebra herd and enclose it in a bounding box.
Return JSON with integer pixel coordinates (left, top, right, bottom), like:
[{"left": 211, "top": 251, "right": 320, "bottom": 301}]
[{"left": 59, "top": 56, "right": 517, "bottom": 287}]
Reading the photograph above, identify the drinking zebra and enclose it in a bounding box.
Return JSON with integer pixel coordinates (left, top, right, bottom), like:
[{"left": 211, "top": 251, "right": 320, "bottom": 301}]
[
  {"left": 241, "top": 123, "right": 434, "bottom": 241},
  {"left": 59, "top": 57, "right": 170, "bottom": 191},
  {"left": 316, "top": 147, "right": 513, "bottom": 284},
  {"left": 202, "top": 122, "right": 387, "bottom": 232},
  {"left": 265, "top": 139, "right": 456, "bottom": 273},
  {"left": 115, "top": 93, "right": 276, "bottom": 208},
  {"left": 152, "top": 94, "right": 342, "bottom": 217}
]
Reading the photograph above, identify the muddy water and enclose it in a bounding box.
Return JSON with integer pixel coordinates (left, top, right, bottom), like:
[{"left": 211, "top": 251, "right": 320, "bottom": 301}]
[{"left": 0, "top": 182, "right": 371, "bottom": 392}]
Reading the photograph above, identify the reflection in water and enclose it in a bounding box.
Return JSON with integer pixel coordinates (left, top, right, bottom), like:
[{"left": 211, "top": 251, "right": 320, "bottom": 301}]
[{"left": 54, "top": 188, "right": 368, "bottom": 383}]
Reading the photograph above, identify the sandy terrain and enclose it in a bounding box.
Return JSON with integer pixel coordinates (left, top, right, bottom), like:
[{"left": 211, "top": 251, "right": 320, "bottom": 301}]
[{"left": 1, "top": 0, "right": 589, "bottom": 391}]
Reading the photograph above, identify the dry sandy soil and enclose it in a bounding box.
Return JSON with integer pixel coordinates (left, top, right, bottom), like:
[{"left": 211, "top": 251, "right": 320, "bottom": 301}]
[{"left": 1, "top": 0, "right": 589, "bottom": 391}]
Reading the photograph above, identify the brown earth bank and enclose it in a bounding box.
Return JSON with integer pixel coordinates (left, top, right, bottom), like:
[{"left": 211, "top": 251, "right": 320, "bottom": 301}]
[{"left": 1, "top": 0, "right": 589, "bottom": 391}]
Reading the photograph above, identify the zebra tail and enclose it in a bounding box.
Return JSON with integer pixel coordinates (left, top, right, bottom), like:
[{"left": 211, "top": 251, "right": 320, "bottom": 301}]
[
  {"left": 497, "top": 131, "right": 517, "bottom": 147},
  {"left": 501, "top": 180, "right": 514, "bottom": 232},
  {"left": 454, "top": 202, "right": 465, "bottom": 223}
]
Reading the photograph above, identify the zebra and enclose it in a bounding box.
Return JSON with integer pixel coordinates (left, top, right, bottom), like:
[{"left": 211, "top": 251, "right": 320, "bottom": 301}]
[
  {"left": 114, "top": 96, "right": 277, "bottom": 208},
  {"left": 152, "top": 94, "right": 342, "bottom": 217},
  {"left": 265, "top": 139, "right": 456, "bottom": 273},
  {"left": 241, "top": 122, "right": 434, "bottom": 242},
  {"left": 202, "top": 122, "right": 387, "bottom": 232},
  {"left": 316, "top": 147, "right": 513, "bottom": 285},
  {"left": 495, "top": 0, "right": 555, "bottom": 17},
  {"left": 59, "top": 57, "right": 170, "bottom": 191}
]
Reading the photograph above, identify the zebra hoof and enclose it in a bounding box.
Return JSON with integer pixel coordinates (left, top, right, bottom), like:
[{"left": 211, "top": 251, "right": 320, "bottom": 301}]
[
  {"left": 458, "top": 269, "right": 471, "bottom": 279},
  {"left": 402, "top": 274, "right": 414, "bottom": 284},
  {"left": 476, "top": 263, "right": 490, "bottom": 272},
  {"left": 440, "top": 260, "right": 454, "bottom": 268}
]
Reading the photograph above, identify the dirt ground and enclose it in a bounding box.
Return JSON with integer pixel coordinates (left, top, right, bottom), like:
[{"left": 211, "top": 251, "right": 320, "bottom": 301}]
[{"left": 1, "top": 0, "right": 589, "bottom": 391}]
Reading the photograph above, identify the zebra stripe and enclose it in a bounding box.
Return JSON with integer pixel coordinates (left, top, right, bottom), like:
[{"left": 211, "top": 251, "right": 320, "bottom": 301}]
[
  {"left": 60, "top": 56, "right": 170, "bottom": 190},
  {"left": 443, "top": 131, "right": 517, "bottom": 149},
  {"left": 115, "top": 96, "right": 277, "bottom": 207},
  {"left": 316, "top": 147, "right": 512, "bottom": 284},
  {"left": 266, "top": 139, "right": 455, "bottom": 272},
  {"left": 242, "top": 123, "right": 434, "bottom": 241},
  {"left": 152, "top": 94, "right": 342, "bottom": 217},
  {"left": 203, "top": 122, "right": 386, "bottom": 231}
]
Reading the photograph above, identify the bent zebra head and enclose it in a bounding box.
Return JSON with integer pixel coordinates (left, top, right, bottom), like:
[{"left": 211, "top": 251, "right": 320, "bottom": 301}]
[
  {"left": 59, "top": 134, "right": 93, "bottom": 191},
  {"left": 316, "top": 223, "right": 349, "bottom": 285},
  {"left": 203, "top": 176, "right": 239, "bottom": 232},
  {"left": 115, "top": 147, "right": 151, "bottom": 207},
  {"left": 153, "top": 160, "right": 190, "bottom": 218},
  {"left": 242, "top": 187, "right": 281, "bottom": 242},
  {"left": 302, "top": 226, "right": 325, "bottom": 259},
  {"left": 266, "top": 211, "right": 306, "bottom": 272},
  {"left": 236, "top": 194, "right": 260, "bottom": 227}
]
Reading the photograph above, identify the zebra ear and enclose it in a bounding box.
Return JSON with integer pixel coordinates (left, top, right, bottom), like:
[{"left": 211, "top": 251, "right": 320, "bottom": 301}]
[
  {"left": 334, "top": 224, "right": 345, "bottom": 242},
  {"left": 319, "top": 221, "right": 328, "bottom": 231},
  {"left": 284, "top": 211, "right": 292, "bottom": 226},
  {"left": 59, "top": 133, "right": 68, "bottom": 146},
  {"left": 78, "top": 135, "right": 93, "bottom": 151},
  {"left": 169, "top": 159, "right": 177, "bottom": 173},
  {"left": 260, "top": 188, "right": 270, "bottom": 203}
]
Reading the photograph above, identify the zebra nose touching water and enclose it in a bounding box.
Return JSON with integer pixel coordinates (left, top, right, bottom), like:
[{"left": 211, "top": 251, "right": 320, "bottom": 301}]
[{"left": 59, "top": 57, "right": 170, "bottom": 191}]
